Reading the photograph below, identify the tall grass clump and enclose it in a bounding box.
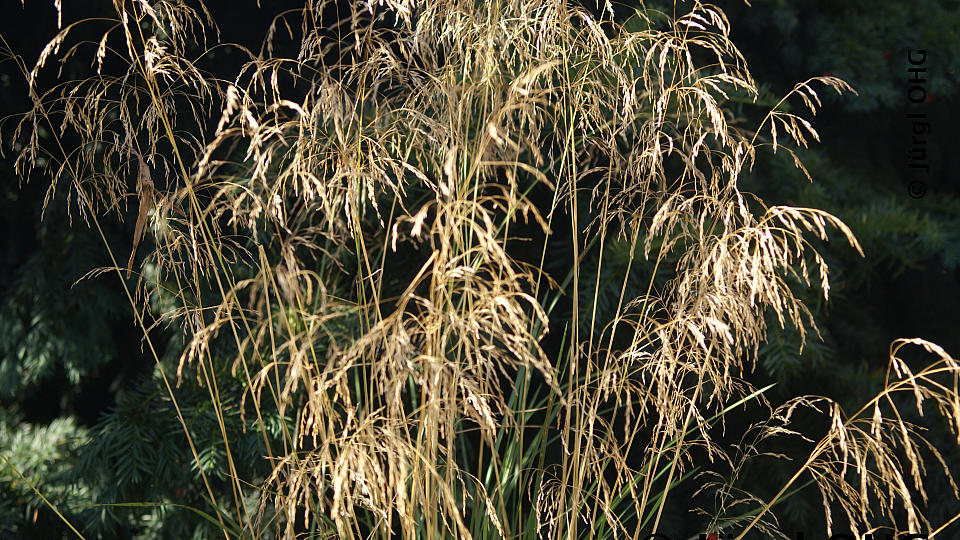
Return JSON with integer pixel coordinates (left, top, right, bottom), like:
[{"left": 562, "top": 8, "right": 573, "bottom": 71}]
[{"left": 6, "top": 0, "right": 960, "bottom": 538}]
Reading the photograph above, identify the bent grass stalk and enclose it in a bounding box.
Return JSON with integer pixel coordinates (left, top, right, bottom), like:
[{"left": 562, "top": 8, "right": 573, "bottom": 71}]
[{"left": 0, "top": 30, "right": 239, "bottom": 538}]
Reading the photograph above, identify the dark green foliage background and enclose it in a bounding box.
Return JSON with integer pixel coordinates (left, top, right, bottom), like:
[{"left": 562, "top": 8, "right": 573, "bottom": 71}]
[{"left": 2, "top": 0, "right": 959, "bottom": 537}]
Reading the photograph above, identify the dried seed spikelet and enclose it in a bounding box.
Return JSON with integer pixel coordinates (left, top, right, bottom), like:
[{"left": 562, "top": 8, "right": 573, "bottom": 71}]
[{"left": 126, "top": 154, "right": 155, "bottom": 278}]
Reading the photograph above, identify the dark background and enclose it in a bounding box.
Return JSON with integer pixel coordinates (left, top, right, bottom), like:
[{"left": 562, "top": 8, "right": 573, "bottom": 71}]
[{"left": 1, "top": 0, "right": 958, "bottom": 537}]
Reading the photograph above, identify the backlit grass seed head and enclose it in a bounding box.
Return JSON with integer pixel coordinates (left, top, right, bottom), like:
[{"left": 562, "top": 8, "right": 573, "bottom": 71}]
[{"left": 11, "top": 0, "right": 960, "bottom": 538}]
